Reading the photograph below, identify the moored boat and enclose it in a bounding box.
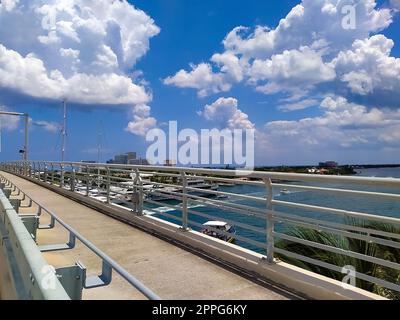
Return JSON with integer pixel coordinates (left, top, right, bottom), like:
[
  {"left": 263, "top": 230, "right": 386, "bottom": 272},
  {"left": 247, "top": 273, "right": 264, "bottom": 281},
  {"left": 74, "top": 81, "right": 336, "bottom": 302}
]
[{"left": 202, "top": 221, "right": 236, "bottom": 243}]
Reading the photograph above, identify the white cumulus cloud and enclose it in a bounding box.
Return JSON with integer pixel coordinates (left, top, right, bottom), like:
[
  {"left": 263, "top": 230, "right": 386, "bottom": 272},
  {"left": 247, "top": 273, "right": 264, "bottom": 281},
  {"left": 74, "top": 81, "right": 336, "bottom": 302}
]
[
  {"left": 250, "top": 46, "right": 336, "bottom": 94},
  {"left": 164, "top": 63, "right": 233, "bottom": 98},
  {"left": 164, "top": 0, "right": 397, "bottom": 107},
  {"left": 126, "top": 104, "right": 157, "bottom": 137},
  {"left": 265, "top": 96, "right": 400, "bottom": 149},
  {"left": 333, "top": 35, "right": 400, "bottom": 102},
  {"left": 0, "top": 0, "right": 160, "bottom": 136},
  {"left": 31, "top": 120, "right": 60, "bottom": 133},
  {"left": 0, "top": 105, "right": 20, "bottom": 131},
  {"left": 199, "top": 97, "right": 255, "bottom": 130}
]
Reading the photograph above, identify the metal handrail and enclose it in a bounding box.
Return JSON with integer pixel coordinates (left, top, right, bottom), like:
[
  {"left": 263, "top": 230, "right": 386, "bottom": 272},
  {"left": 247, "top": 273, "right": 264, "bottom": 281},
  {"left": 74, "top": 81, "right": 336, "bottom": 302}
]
[
  {"left": 2, "top": 160, "right": 400, "bottom": 296},
  {"left": 0, "top": 174, "right": 160, "bottom": 300},
  {"left": 7, "top": 160, "right": 400, "bottom": 185},
  {"left": 0, "top": 189, "right": 70, "bottom": 300}
]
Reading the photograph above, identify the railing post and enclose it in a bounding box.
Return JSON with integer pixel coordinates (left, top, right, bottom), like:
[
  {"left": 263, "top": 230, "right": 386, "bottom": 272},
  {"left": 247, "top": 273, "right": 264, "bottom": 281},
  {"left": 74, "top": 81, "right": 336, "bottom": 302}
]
[
  {"left": 86, "top": 165, "right": 90, "bottom": 196},
  {"left": 264, "top": 178, "right": 275, "bottom": 264},
  {"left": 51, "top": 164, "right": 54, "bottom": 185},
  {"left": 32, "top": 162, "right": 36, "bottom": 178},
  {"left": 132, "top": 169, "right": 143, "bottom": 215},
  {"left": 181, "top": 172, "right": 189, "bottom": 231},
  {"left": 106, "top": 167, "right": 111, "bottom": 204},
  {"left": 38, "top": 162, "right": 42, "bottom": 180},
  {"left": 44, "top": 163, "right": 48, "bottom": 183},
  {"left": 137, "top": 169, "right": 144, "bottom": 215},
  {"left": 60, "top": 163, "right": 65, "bottom": 188},
  {"left": 71, "top": 165, "right": 76, "bottom": 192}
]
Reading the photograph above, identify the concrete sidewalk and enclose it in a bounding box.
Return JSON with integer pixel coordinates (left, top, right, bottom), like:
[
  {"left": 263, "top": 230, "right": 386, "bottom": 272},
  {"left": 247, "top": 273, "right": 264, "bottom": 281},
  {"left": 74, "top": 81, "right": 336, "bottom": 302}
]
[{"left": 2, "top": 171, "right": 297, "bottom": 300}]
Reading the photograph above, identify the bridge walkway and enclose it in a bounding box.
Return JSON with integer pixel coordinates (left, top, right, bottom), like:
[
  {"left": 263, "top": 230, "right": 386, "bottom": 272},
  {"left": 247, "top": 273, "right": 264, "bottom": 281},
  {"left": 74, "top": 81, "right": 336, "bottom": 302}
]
[{"left": 1, "top": 171, "right": 298, "bottom": 300}]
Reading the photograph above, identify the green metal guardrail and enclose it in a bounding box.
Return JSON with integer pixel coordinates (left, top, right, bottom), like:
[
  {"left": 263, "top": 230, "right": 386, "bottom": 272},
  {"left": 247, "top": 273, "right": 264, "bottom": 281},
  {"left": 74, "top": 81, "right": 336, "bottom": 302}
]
[{"left": 0, "top": 187, "right": 70, "bottom": 300}]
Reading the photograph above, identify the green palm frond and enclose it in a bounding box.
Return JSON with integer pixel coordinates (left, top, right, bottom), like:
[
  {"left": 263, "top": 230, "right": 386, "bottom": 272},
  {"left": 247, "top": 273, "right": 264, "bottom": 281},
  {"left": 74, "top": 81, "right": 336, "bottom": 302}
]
[{"left": 275, "top": 218, "right": 400, "bottom": 299}]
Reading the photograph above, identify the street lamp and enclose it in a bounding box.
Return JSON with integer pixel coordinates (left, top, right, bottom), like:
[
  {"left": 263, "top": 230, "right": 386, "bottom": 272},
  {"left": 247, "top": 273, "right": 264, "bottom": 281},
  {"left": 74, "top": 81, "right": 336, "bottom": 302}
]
[{"left": 0, "top": 111, "right": 29, "bottom": 161}]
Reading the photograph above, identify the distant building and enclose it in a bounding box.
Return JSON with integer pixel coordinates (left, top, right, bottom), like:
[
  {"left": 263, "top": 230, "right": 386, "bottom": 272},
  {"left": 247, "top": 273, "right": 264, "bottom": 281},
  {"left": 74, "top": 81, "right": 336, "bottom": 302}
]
[
  {"left": 114, "top": 154, "right": 128, "bottom": 164},
  {"left": 126, "top": 152, "right": 137, "bottom": 162},
  {"left": 164, "top": 159, "right": 176, "bottom": 167},
  {"left": 128, "top": 158, "right": 149, "bottom": 166},
  {"left": 108, "top": 152, "right": 149, "bottom": 166},
  {"left": 319, "top": 161, "right": 338, "bottom": 168}
]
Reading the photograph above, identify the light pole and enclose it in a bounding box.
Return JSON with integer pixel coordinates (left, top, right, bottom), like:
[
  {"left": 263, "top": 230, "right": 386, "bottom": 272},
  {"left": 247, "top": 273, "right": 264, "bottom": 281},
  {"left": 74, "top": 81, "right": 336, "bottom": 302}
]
[
  {"left": 61, "top": 100, "right": 67, "bottom": 162},
  {"left": 0, "top": 111, "right": 29, "bottom": 161}
]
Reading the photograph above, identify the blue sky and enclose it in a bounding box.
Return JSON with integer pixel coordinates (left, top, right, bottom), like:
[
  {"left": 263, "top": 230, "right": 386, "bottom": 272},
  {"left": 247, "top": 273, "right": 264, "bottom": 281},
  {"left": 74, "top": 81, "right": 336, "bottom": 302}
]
[{"left": 0, "top": 0, "right": 399, "bottom": 166}]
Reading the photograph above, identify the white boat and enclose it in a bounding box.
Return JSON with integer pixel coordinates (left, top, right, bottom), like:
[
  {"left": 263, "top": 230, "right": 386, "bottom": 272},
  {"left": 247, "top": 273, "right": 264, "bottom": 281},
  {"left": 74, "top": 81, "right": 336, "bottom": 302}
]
[
  {"left": 280, "top": 189, "right": 291, "bottom": 195},
  {"left": 202, "top": 221, "right": 236, "bottom": 243}
]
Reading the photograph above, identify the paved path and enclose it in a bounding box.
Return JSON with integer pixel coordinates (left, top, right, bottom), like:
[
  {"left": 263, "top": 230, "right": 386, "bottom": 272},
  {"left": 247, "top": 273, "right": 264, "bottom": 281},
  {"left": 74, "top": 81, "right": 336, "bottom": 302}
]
[{"left": 2, "top": 171, "right": 297, "bottom": 300}]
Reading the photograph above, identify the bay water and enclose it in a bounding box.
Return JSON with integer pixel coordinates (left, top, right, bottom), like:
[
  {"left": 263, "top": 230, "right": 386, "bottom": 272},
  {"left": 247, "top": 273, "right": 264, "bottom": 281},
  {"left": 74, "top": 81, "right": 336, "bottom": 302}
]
[{"left": 145, "top": 167, "right": 400, "bottom": 254}]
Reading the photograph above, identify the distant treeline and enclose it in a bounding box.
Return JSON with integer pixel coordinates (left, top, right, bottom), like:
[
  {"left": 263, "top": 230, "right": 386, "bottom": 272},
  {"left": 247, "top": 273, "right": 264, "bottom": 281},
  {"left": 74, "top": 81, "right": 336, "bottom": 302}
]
[
  {"left": 256, "top": 164, "right": 400, "bottom": 170},
  {"left": 255, "top": 165, "right": 357, "bottom": 175},
  {"left": 352, "top": 164, "right": 400, "bottom": 169}
]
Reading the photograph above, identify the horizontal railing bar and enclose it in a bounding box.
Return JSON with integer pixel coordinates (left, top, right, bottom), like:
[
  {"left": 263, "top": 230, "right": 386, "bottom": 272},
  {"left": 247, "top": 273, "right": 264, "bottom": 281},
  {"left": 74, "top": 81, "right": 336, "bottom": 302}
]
[
  {"left": 273, "top": 183, "right": 400, "bottom": 201},
  {"left": 1, "top": 176, "right": 160, "bottom": 300},
  {"left": 192, "top": 199, "right": 266, "bottom": 221},
  {"left": 143, "top": 190, "right": 184, "bottom": 202},
  {"left": 0, "top": 189, "right": 71, "bottom": 300},
  {"left": 274, "top": 248, "right": 400, "bottom": 293},
  {"left": 275, "top": 232, "right": 400, "bottom": 271},
  {"left": 185, "top": 186, "right": 267, "bottom": 203},
  {"left": 182, "top": 175, "right": 265, "bottom": 187},
  {"left": 144, "top": 187, "right": 268, "bottom": 217},
  {"left": 273, "top": 211, "right": 400, "bottom": 241},
  {"left": 184, "top": 192, "right": 267, "bottom": 216},
  {"left": 143, "top": 171, "right": 181, "bottom": 178},
  {"left": 143, "top": 179, "right": 267, "bottom": 203},
  {"left": 147, "top": 209, "right": 183, "bottom": 223},
  {"left": 143, "top": 197, "right": 268, "bottom": 247},
  {"left": 276, "top": 217, "right": 400, "bottom": 250},
  {"left": 18, "top": 161, "right": 400, "bottom": 187},
  {"left": 143, "top": 198, "right": 182, "bottom": 211},
  {"left": 273, "top": 200, "right": 400, "bottom": 225},
  {"left": 141, "top": 179, "right": 182, "bottom": 189}
]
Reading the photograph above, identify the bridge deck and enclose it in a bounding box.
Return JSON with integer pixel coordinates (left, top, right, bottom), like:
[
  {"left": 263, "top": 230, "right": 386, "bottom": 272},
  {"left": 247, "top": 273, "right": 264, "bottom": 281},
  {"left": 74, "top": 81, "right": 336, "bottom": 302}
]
[{"left": 1, "top": 172, "right": 296, "bottom": 300}]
